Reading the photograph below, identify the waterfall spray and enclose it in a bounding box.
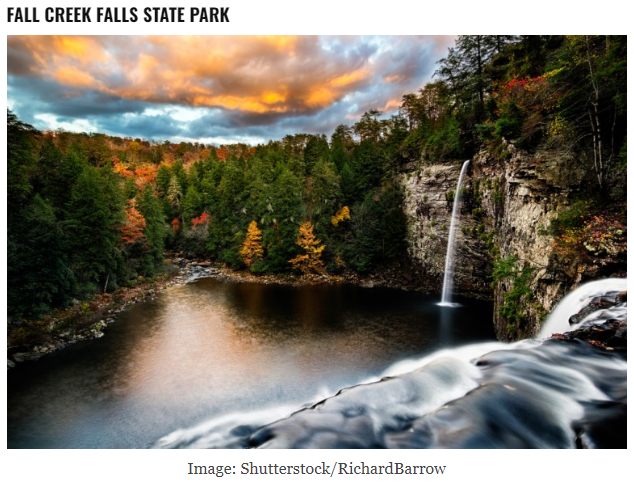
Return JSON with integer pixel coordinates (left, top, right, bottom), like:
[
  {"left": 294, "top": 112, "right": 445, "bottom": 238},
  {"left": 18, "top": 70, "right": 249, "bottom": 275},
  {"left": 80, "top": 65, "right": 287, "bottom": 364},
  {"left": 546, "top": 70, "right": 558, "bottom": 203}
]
[{"left": 439, "top": 160, "right": 470, "bottom": 307}]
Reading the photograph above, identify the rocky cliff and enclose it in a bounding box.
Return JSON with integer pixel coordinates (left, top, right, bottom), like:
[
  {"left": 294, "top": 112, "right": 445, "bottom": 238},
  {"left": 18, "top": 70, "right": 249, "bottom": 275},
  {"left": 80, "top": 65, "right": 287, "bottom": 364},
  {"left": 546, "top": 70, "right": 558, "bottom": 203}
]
[{"left": 400, "top": 144, "right": 607, "bottom": 340}]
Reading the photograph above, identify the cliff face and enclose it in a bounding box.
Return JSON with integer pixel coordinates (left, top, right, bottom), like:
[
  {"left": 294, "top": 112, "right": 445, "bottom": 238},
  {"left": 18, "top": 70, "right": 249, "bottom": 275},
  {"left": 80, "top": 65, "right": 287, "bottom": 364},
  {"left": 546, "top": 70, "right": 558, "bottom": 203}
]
[
  {"left": 401, "top": 145, "right": 587, "bottom": 340},
  {"left": 401, "top": 163, "right": 492, "bottom": 295}
]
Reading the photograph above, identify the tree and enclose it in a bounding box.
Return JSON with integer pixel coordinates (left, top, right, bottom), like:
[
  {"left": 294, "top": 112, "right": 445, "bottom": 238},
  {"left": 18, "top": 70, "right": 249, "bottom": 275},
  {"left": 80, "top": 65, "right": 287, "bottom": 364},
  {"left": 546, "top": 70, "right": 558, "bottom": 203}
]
[
  {"left": 240, "top": 221, "right": 264, "bottom": 267},
  {"left": 66, "top": 166, "right": 125, "bottom": 293},
  {"left": 330, "top": 124, "right": 354, "bottom": 172},
  {"left": 7, "top": 110, "right": 37, "bottom": 215},
  {"left": 303, "top": 134, "right": 330, "bottom": 175},
  {"left": 259, "top": 166, "right": 305, "bottom": 272},
  {"left": 289, "top": 221, "right": 326, "bottom": 274},
  {"left": 167, "top": 174, "right": 183, "bottom": 218},
  {"left": 120, "top": 200, "right": 147, "bottom": 245},
  {"left": 436, "top": 36, "right": 519, "bottom": 125},
  {"left": 353, "top": 109, "right": 383, "bottom": 143},
  {"left": 8, "top": 195, "right": 74, "bottom": 318},
  {"left": 182, "top": 184, "right": 203, "bottom": 225},
  {"left": 555, "top": 35, "right": 627, "bottom": 194},
  {"left": 156, "top": 164, "right": 171, "bottom": 197},
  {"left": 137, "top": 185, "right": 166, "bottom": 269},
  {"left": 331, "top": 206, "right": 351, "bottom": 227}
]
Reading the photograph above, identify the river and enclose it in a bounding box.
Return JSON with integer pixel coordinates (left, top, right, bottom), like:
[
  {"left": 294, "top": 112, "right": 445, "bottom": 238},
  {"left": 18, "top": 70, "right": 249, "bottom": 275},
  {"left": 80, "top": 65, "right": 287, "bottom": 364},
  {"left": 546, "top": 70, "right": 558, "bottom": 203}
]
[{"left": 7, "top": 278, "right": 494, "bottom": 448}]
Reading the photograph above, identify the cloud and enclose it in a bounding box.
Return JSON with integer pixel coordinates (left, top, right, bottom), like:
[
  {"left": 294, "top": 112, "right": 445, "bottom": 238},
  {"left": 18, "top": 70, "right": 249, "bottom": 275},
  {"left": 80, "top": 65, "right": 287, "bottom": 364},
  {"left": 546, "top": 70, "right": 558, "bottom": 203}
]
[{"left": 7, "top": 35, "right": 456, "bottom": 143}]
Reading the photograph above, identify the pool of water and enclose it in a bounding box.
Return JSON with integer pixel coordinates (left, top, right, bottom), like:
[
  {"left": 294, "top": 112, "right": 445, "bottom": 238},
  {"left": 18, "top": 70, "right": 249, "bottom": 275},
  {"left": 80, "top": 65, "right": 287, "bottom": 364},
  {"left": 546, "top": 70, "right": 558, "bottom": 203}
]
[{"left": 7, "top": 278, "right": 494, "bottom": 448}]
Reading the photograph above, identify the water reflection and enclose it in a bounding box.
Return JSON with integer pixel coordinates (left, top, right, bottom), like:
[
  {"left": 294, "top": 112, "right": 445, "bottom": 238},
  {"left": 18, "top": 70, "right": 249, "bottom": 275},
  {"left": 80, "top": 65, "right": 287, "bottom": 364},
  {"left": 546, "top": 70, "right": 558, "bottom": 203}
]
[{"left": 8, "top": 278, "right": 493, "bottom": 448}]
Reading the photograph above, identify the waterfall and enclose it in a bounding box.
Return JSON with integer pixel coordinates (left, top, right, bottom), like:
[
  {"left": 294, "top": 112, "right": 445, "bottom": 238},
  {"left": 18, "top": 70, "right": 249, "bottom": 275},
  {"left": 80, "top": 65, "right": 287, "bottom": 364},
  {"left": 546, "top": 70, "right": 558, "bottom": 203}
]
[
  {"left": 439, "top": 160, "right": 470, "bottom": 306},
  {"left": 537, "top": 278, "right": 627, "bottom": 338}
]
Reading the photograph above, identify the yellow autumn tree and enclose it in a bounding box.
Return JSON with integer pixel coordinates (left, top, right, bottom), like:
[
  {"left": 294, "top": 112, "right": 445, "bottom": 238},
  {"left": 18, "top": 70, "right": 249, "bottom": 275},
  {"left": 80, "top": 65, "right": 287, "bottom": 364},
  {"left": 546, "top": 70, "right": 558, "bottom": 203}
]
[
  {"left": 289, "top": 221, "right": 326, "bottom": 274},
  {"left": 331, "top": 206, "right": 351, "bottom": 226},
  {"left": 240, "top": 220, "right": 264, "bottom": 267}
]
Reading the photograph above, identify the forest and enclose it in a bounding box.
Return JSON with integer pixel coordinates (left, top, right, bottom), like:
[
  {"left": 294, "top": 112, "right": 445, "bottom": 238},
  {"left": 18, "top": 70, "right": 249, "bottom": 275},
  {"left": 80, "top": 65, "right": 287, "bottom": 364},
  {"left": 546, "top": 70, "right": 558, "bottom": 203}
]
[{"left": 7, "top": 35, "right": 627, "bottom": 322}]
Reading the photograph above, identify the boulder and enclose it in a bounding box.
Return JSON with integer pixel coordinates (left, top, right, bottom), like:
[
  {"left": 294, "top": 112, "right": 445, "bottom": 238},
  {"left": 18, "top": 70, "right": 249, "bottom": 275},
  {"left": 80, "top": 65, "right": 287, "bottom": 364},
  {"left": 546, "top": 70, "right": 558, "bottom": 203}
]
[{"left": 569, "top": 297, "right": 616, "bottom": 325}]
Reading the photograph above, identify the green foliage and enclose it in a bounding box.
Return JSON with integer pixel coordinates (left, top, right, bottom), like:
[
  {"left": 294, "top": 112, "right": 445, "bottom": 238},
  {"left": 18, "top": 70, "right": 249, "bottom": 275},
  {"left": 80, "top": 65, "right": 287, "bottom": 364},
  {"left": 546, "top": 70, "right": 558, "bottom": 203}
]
[
  {"left": 491, "top": 255, "right": 519, "bottom": 284},
  {"left": 492, "top": 255, "right": 534, "bottom": 326},
  {"left": 494, "top": 102, "right": 523, "bottom": 139},
  {"left": 8, "top": 195, "right": 75, "bottom": 318},
  {"left": 137, "top": 185, "right": 166, "bottom": 273},
  {"left": 548, "top": 201, "right": 588, "bottom": 237},
  {"left": 66, "top": 165, "right": 126, "bottom": 291},
  {"left": 551, "top": 36, "right": 626, "bottom": 193},
  {"left": 156, "top": 164, "right": 171, "bottom": 197},
  {"left": 182, "top": 185, "right": 203, "bottom": 225},
  {"left": 492, "top": 179, "right": 504, "bottom": 206},
  {"left": 7, "top": 110, "right": 37, "bottom": 211},
  {"left": 344, "top": 186, "right": 407, "bottom": 273},
  {"left": 124, "top": 177, "right": 138, "bottom": 199}
]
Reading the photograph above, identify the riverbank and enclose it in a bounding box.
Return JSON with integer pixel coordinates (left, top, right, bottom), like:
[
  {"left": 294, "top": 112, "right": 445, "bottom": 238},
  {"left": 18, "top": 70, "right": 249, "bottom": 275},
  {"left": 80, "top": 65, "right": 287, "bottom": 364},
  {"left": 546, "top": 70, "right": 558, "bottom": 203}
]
[
  {"left": 8, "top": 262, "right": 185, "bottom": 368},
  {"left": 10, "top": 254, "right": 613, "bottom": 369}
]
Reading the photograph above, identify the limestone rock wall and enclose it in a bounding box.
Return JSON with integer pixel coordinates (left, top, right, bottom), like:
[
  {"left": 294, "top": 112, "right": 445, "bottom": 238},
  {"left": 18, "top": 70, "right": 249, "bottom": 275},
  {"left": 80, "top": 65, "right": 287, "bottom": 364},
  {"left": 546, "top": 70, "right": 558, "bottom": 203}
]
[
  {"left": 400, "top": 162, "right": 491, "bottom": 296},
  {"left": 401, "top": 146, "right": 585, "bottom": 340}
]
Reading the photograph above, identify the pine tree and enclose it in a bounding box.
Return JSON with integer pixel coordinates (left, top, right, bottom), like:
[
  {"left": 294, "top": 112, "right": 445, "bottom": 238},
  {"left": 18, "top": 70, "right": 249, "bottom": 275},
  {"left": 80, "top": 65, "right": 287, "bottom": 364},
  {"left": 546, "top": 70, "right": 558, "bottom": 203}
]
[
  {"left": 137, "top": 185, "right": 166, "bottom": 267},
  {"left": 8, "top": 195, "right": 74, "bottom": 318},
  {"left": 156, "top": 164, "right": 171, "bottom": 197},
  {"left": 66, "top": 166, "right": 125, "bottom": 293}
]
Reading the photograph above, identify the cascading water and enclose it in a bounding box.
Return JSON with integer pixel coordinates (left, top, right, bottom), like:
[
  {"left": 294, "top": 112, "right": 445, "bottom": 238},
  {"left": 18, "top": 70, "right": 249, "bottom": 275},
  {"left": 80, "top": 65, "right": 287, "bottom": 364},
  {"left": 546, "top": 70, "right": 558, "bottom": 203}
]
[
  {"left": 537, "top": 278, "right": 627, "bottom": 338},
  {"left": 439, "top": 159, "right": 470, "bottom": 307},
  {"left": 154, "top": 279, "right": 626, "bottom": 449}
]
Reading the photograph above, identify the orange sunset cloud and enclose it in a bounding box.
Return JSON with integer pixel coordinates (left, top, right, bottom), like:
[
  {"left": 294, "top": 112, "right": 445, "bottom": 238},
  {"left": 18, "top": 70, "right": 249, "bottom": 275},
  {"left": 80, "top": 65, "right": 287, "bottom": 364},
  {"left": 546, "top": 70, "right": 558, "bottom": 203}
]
[
  {"left": 8, "top": 35, "right": 456, "bottom": 142},
  {"left": 9, "top": 35, "right": 378, "bottom": 115}
]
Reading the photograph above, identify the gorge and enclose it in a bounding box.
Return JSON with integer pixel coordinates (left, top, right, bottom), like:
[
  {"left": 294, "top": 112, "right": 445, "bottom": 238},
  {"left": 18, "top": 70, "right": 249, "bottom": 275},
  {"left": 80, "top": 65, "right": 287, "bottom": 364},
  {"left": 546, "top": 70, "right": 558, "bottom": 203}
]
[
  {"left": 6, "top": 35, "right": 627, "bottom": 450},
  {"left": 401, "top": 146, "right": 626, "bottom": 341}
]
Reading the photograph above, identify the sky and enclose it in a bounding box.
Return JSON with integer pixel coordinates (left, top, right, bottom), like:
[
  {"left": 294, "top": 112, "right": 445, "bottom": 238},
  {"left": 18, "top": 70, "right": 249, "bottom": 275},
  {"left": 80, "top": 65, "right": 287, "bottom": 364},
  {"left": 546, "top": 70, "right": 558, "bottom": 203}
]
[{"left": 7, "top": 35, "right": 456, "bottom": 145}]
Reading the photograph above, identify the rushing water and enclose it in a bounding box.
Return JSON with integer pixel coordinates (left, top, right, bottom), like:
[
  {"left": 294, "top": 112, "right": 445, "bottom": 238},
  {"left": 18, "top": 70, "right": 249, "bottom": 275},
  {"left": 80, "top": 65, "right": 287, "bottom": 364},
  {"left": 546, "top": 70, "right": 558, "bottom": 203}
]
[
  {"left": 153, "top": 279, "right": 627, "bottom": 450},
  {"left": 440, "top": 160, "right": 470, "bottom": 307},
  {"left": 7, "top": 278, "right": 494, "bottom": 449},
  {"left": 538, "top": 278, "right": 628, "bottom": 338}
]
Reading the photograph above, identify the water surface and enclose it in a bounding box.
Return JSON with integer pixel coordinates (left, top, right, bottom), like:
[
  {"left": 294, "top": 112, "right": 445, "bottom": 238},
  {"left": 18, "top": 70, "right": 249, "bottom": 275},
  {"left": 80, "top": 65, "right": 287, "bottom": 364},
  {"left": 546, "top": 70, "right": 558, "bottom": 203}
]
[{"left": 7, "top": 278, "right": 494, "bottom": 448}]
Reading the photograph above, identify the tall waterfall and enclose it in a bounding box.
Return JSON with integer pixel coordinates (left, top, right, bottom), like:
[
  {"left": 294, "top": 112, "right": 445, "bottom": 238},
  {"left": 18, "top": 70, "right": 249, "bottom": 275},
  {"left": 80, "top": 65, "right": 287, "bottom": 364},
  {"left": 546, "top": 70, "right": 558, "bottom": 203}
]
[{"left": 439, "top": 160, "right": 470, "bottom": 306}]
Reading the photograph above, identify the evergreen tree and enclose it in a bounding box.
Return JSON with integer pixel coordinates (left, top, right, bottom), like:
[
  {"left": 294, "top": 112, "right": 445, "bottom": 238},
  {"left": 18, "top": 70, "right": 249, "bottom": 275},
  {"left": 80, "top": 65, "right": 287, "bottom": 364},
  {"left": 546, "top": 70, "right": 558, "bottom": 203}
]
[
  {"left": 303, "top": 134, "right": 330, "bottom": 176},
  {"left": 7, "top": 110, "right": 37, "bottom": 217},
  {"left": 182, "top": 184, "right": 203, "bottom": 225},
  {"left": 66, "top": 166, "right": 125, "bottom": 294},
  {"left": 137, "top": 185, "right": 166, "bottom": 271},
  {"left": 8, "top": 195, "right": 74, "bottom": 319},
  {"left": 156, "top": 164, "right": 171, "bottom": 197}
]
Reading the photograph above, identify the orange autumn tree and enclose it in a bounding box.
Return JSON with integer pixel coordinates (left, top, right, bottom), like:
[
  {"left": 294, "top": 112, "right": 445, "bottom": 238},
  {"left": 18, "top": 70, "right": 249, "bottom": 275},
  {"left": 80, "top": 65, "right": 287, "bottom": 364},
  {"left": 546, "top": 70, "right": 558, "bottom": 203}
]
[
  {"left": 289, "top": 221, "right": 325, "bottom": 274},
  {"left": 120, "top": 201, "right": 147, "bottom": 245},
  {"left": 240, "top": 220, "right": 264, "bottom": 267}
]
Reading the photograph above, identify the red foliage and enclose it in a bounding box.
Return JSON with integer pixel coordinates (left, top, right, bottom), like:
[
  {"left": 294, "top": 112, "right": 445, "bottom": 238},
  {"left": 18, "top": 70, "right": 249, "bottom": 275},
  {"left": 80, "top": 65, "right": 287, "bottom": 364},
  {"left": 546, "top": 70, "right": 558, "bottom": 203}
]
[
  {"left": 134, "top": 164, "right": 158, "bottom": 184},
  {"left": 216, "top": 146, "right": 229, "bottom": 161},
  {"left": 114, "top": 160, "right": 134, "bottom": 178},
  {"left": 191, "top": 212, "right": 210, "bottom": 227},
  {"left": 171, "top": 218, "right": 181, "bottom": 234},
  {"left": 120, "top": 204, "right": 147, "bottom": 245},
  {"left": 503, "top": 76, "right": 547, "bottom": 93}
]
